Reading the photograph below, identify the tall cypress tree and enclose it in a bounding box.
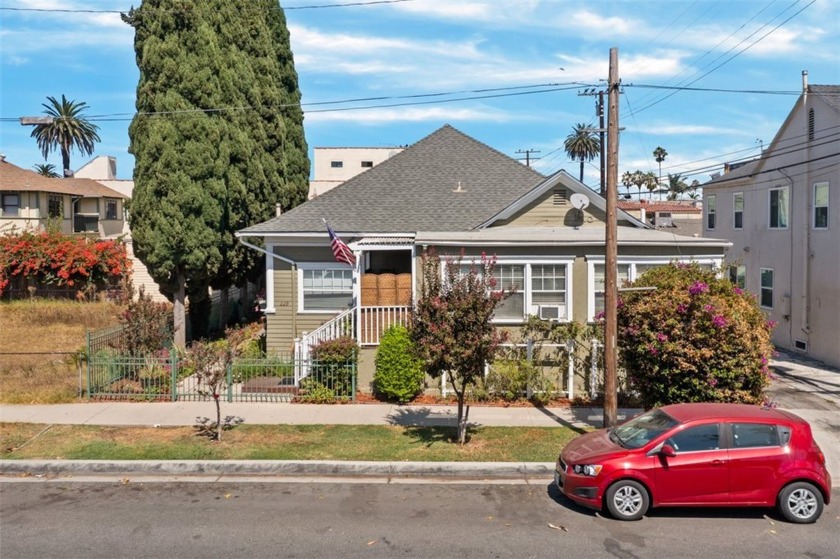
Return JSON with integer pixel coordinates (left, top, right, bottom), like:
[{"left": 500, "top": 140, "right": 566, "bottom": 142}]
[{"left": 123, "top": 0, "right": 309, "bottom": 343}]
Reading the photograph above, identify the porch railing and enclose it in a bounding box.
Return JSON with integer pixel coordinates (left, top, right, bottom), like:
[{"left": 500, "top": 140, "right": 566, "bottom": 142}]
[
  {"left": 294, "top": 308, "right": 355, "bottom": 384},
  {"left": 359, "top": 305, "right": 411, "bottom": 346}
]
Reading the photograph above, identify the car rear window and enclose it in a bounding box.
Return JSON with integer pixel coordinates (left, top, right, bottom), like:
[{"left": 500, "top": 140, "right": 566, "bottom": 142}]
[{"left": 731, "top": 423, "right": 781, "bottom": 448}]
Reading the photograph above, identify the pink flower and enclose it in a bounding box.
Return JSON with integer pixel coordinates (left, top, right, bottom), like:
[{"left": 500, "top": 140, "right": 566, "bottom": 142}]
[
  {"left": 594, "top": 311, "right": 606, "bottom": 321},
  {"left": 704, "top": 304, "right": 715, "bottom": 313},
  {"left": 656, "top": 332, "right": 668, "bottom": 343},
  {"left": 689, "top": 281, "right": 709, "bottom": 295},
  {"left": 767, "top": 320, "right": 778, "bottom": 329},
  {"left": 708, "top": 377, "right": 718, "bottom": 387},
  {"left": 712, "top": 315, "right": 728, "bottom": 328},
  {"left": 676, "top": 303, "right": 687, "bottom": 314},
  {"left": 733, "top": 287, "right": 744, "bottom": 295},
  {"left": 647, "top": 344, "right": 659, "bottom": 356}
]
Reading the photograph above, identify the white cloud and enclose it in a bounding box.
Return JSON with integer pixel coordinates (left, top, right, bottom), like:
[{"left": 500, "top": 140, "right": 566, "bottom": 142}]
[
  {"left": 568, "top": 9, "right": 640, "bottom": 37},
  {"left": 305, "top": 105, "right": 514, "bottom": 124}
]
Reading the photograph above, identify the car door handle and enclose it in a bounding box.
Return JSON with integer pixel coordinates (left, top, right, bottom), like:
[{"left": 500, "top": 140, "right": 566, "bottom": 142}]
[{"left": 711, "top": 460, "right": 726, "bottom": 466}]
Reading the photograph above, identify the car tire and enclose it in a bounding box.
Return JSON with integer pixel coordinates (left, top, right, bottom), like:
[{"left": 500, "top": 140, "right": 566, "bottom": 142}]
[
  {"left": 605, "top": 480, "right": 649, "bottom": 521},
  {"left": 778, "top": 482, "right": 824, "bottom": 524}
]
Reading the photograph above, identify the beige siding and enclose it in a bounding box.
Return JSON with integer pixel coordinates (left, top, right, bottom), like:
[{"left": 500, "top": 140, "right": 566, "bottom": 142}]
[{"left": 493, "top": 187, "right": 607, "bottom": 227}]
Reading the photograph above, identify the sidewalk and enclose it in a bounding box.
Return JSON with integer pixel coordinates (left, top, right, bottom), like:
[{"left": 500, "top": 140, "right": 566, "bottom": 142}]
[{"left": 1, "top": 348, "right": 838, "bottom": 484}]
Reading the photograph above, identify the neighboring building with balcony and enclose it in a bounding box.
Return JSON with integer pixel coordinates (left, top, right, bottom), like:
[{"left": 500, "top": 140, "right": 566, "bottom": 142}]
[
  {"left": 702, "top": 78, "right": 839, "bottom": 367},
  {"left": 0, "top": 156, "right": 127, "bottom": 238},
  {"left": 308, "top": 146, "right": 404, "bottom": 199},
  {"left": 239, "top": 125, "right": 731, "bottom": 392}
]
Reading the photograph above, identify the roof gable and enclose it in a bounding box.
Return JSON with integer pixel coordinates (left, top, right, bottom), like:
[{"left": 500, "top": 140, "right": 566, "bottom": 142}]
[
  {"left": 480, "top": 171, "right": 647, "bottom": 229},
  {"left": 240, "top": 125, "right": 545, "bottom": 236}
]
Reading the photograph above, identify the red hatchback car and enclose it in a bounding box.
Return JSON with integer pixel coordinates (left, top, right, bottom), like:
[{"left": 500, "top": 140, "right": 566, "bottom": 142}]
[{"left": 555, "top": 403, "right": 831, "bottom": 523}]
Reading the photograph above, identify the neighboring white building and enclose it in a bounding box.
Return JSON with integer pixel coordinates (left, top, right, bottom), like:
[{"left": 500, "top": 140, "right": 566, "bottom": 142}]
[
  {"left": 308, "top": 147, "right": 403, "bottom": 199},
  {"left": 702, "top": 74, "right": 839, "bottom": 368}
]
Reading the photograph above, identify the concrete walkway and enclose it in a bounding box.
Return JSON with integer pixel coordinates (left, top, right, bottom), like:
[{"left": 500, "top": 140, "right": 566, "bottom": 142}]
[{"left": 1, "top": 349, "right": 838, "bottom": 484}]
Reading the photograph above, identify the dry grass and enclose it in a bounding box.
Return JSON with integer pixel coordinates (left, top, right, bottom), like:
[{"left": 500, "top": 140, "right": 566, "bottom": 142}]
[{"left": 0, "top": 299, "right": 122, "bottom": 403}]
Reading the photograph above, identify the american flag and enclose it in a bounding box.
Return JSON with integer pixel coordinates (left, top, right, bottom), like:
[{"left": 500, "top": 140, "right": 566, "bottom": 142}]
[{"left": 325, "top": 221, "right": 356, "bottom": 267}]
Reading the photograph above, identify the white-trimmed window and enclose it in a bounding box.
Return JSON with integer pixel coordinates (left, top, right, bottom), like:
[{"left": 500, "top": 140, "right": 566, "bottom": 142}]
[
  {"left": 454, "top": 259, "right": 571, "bottom": 322},
  {"left": 105, "top": 198, "right": 118, "bottom": 220},
  {"left": 760, "top": 268, "right": 774, "bottom": 308},
  {"left": 769, "top": 187, "right": 788, "bottom": 229},
  {"left": 593, "top": 263, "right": 630, "bottom": 317},
  {"left": 588, "top": 259, "right": 718, "bottom": 320},
  {"left": 729, "top": 264, "right": 746, "bottom": 289},
  {"left": 733, "top": 192, "right": 743, "bottom": 229},
  {"left": 1, "top": 192, "right": 19, "bottom": 217},
  {"left": 299, "top": 266, "right": 353, "bottom": 312},
  {"left": 814, "top": 182, "right": 829, "bottom": 229},
  {"left": 706, "top": 195, "right": 716, "bottom": 230}
]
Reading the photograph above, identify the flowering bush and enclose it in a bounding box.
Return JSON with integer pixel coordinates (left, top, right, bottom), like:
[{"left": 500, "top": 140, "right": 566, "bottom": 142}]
[
  {"left": 0, "top": 230, "right": 131, "bottom": 297},
  {"left": 617, "top": 262, "right": 774, "bottom": 409}
]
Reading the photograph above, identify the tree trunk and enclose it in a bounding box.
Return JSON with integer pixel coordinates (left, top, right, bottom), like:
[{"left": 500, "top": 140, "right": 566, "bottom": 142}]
[
  {"left": 173, "top": 271, "right": 186, "bottom": 348},
  {"left": 214, "top": 394, "right": 222, "bottom": 441},
  {"left": 456, "top": 392, "right": 469, "bottom": 445},
  {"left": 579, "top": 159, "right": 585, "bottom": 183},
  {"left": 61, "top": 145, "right": 71, "bottom": 177}
]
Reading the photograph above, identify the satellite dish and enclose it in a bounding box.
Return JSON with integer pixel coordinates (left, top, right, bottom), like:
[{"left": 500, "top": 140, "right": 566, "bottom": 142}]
[{"left": 570, "top": 193, "right": 590, "bottom": 210}]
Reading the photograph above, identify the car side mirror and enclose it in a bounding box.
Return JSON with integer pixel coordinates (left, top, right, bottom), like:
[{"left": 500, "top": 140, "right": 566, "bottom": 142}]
[{"left": 660, "top": 444, "right": 677, "bottom": 458}]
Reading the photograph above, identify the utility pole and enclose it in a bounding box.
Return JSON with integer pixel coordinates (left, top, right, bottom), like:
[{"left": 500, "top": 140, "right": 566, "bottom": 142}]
[
  {"left": 604, "top": 47, "right": 620, "bottom": 429},
  {"left": 577, "top": 89, "right": 606, "bottom": 196},
  {"left": 515, "top": 149, "right": 541, "bottom": 167}
]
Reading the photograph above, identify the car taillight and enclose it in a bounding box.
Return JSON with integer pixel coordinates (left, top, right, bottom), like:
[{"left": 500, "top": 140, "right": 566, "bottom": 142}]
[{"left": 814, "top": 441, "right": 826, "bottom": 465}]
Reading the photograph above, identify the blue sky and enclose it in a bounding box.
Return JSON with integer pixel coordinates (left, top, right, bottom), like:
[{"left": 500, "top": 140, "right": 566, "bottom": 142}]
[{"left": 1, "top": 0, "right": 838, "bottom": 190}]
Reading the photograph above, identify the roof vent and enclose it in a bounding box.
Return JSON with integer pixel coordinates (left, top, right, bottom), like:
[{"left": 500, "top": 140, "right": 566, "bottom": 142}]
[
  {"left": 0, "top": 154, "right": 5, "bottom": 162},
  {"left": 553, "top": 189, "right": 567, "bottom": 205},
  {"left": 453, "top": 181, "right": 465, "bottom": 193}
]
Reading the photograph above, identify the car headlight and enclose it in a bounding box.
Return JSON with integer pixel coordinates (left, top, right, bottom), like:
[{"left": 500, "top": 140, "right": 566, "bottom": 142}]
[{"left": 572, "top": 464, "right": 603, "bottom": 477}]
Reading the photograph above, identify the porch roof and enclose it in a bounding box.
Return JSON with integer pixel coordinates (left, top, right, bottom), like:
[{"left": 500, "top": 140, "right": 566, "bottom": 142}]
[
  {"left": 352, "top": 236, "right": 415, "bottom": 247},
  {"left": 416, "top": 225, "right": 732, "bottom": 248}
]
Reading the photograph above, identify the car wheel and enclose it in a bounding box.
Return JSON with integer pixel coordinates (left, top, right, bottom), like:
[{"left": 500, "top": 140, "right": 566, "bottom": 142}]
[
  {"left": 778, "top": 482, "right": 824, "bottom": 524},
  {"left": 605, "top": 480, "right": 649, "bottom": 521}
]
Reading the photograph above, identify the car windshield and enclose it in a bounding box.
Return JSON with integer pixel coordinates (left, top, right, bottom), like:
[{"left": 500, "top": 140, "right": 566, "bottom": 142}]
[{"left": 610, "top": 409, "right": 679, "bottom": 449}]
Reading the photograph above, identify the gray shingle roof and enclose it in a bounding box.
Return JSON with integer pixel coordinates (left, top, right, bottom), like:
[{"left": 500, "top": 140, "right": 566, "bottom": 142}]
[
  {"left": 811, "top": 85, "right": 840, "bottom": 113},
  {"left": 241, "top": 125, "right": 545, "bottom": 235}
]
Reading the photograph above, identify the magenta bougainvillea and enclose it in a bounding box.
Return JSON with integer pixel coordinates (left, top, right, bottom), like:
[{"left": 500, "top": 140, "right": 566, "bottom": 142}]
[
  {"left": 0, "top": 229, "right": 131, "bottom": 296},
  {"left": 617, "top": 262, "right": 774, "bottom": 409}
]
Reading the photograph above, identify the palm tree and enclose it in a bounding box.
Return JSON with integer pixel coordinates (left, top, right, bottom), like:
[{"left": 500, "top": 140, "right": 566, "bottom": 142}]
[
  {"left": 32, "top": 163, "right": 61, "bottom": 178},
  {"left": 30, "top": 95, "right": 101, "bottom": 177},
  {"left": 653, "top": 146, "right": 667, "bottom": 199},
  {"left": 564, "top": 123, "right": 601, "bottom": 184},
  {"left": 666, "top": 173, "right": 688, "bottom": 200}
]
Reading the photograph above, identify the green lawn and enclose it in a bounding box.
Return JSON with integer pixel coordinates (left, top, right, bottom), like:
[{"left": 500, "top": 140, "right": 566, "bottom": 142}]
[{"left": 0, "top": 423, "right": 583, "bottom": 462}]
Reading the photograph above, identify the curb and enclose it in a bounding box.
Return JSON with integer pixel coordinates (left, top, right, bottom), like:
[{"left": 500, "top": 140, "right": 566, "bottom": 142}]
[{"left": 0, "top": 460, "right": 556, "bottom": 480}]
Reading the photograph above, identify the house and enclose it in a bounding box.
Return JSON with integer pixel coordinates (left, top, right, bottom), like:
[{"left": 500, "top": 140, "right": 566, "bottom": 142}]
[
  {"left": 238, "top": 125, "right": 732, "bottom": 393},
  {"left": 701, "top": 76, "right": 839, "bottom": 368},
  {"left": 617, "top": 199, "right": 703, "bottom": 237},
  {"left": 309, "top": 146, "right": 404, "bottom": 199},
  {"left": 0, "top": 156, "right": 127, "bottom": 238}
]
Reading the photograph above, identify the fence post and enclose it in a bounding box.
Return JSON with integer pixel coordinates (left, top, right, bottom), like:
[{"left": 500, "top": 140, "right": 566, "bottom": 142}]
[
  {"left": 351, "top": 357, "right": 356, "bottom": 402},
  {"left": 170, "top": 348, "right": 178, "bottom": 402},
  {"left": 85, "top": 330, "right": 92, "bottom": 400},
  {"left": 226, "top": 363, "right": 233, "bottom": 403},
  {"left": 526, "top": 338, "right": 533, "bottom": 400},
  {"left": 590, "top": 339, "right": 599, "bottom": 398},
  {"left": 566, "top": 339, "right": 576, "bottom": 401}
]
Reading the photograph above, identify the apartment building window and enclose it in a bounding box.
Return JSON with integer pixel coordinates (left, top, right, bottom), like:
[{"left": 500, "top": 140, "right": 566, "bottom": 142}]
[
  {"left": 706, "top": 195, "right": 716, "bottom": 229},
  {"left": 733, "top": 192, "right": 743, "bottom": 229},
  {"left": 300, "top": 268, "right": 353, "bottom": 311},
  {"left": 760, "top": 268, "right": 774, "bottom": 308},
  {"left": 593, "top": 263, "right": 630, "bottom": 316},
  {"left": 769, "top": 187, "right": 788, "bottom": 229},
  {"left": 814, "top": 182, "right": 829, "bottom": 229},
  {"left": 729, "top": 265, "right": 746, "bottom": 289},
  {"left": 1, "top": 192, "right": 19, "bottom": 217},
  {"left": 330, "top": 161, "right": 343, "bottom": 168},
  {"left": 361, "top": 161, "right": 373, "bottom": 168},
  {"left": 105, "top": 198, "right": 118, "bottom": 220},
  {"left": 531, "top": 264, "right": 567, "bottom": 320},
  {"left": 48, "top": 194, "right": 63, "bottom": 218}
]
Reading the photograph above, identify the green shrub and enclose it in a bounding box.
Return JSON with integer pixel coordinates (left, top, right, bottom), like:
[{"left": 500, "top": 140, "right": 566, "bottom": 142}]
[
  {"left": 373, "top": 325, "right": 425, "bottom": 403},
  {"left": 485, "top": 359, "right": 556, "bottom": 404},
  {"left": 310, "top": 336, "right": 358, "bottom": 365},
  {"left": 617, "top": 262, "right": 774, "bottom": 409},
  {"left": 298, "top": 378, "right": 338, "bottom": 403}
]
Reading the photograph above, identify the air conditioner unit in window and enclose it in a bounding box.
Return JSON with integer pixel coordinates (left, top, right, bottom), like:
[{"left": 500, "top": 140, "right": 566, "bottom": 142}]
[{"left": 538, "top": 305, "right": 564, "bottom": 321}]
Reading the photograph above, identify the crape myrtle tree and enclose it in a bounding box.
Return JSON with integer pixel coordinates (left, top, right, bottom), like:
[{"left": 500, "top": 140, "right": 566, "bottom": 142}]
[
  {"left": 123, "top": 0, "right": 309, "bottom": 344},
  {"left": 617, "top": 262, "right": 775, "bottom": 409},
  {"left": 410, "top": 250, "right": 509, "bottom": 445}
]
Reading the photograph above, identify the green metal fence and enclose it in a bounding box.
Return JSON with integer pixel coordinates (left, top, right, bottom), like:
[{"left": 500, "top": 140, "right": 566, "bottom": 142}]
[{"left": 86, "top": 352, "right": 356, "bottom": 402}]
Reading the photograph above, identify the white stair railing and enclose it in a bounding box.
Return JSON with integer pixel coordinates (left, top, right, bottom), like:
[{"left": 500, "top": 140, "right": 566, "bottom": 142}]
[{"left": 294, "top": 308, "right": 356, "bottom": 385}]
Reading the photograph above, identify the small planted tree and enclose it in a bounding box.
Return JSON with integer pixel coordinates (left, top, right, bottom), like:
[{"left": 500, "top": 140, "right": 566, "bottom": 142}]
[
  {"left": 374, "top": 324, "right": 425, "bottom": 403},
  {"left": 411, "top": 250, "right": 509, "bottom": 444},
  {"left": 617, "top": 262, "right": 775, "bottom": 409},
  {"left": 186, "top": 326, "right": 250, "bottom": 441}
]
